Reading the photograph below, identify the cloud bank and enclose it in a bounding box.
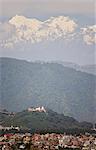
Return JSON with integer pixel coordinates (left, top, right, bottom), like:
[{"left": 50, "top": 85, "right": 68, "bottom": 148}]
[
  {"left": 0, "top": 15, "right": 77, "bottom": 48},
  {"left": 81, "top": 25, "right": 96, "bottom": 45},
  {"left": 0, "top": 15, "right": 96, "bottom": 48}
]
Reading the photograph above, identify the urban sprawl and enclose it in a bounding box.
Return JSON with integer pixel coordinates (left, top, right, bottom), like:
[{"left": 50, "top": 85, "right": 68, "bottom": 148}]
[{"left": 0, "top": 128, "right": 96, "bottom": 150}]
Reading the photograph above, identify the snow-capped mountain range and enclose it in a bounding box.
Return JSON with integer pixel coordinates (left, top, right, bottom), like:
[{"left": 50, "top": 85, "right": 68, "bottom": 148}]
[{"left": 0, "top": 15, "right": 96, "bottom": 48}]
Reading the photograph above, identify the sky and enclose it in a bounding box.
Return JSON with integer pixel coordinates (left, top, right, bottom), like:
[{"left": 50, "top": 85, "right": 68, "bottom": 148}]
[{"left": 0, "top": 0, "right": 96, "bottom": 65}]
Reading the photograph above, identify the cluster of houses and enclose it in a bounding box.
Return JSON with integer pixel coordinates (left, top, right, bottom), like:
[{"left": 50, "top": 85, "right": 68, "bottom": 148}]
[
  {"left": 0, "top": 125, "right": 20, "bottom": 131},
  {"left": 0, "top": 132, "right": 96, "bottom": 150}
]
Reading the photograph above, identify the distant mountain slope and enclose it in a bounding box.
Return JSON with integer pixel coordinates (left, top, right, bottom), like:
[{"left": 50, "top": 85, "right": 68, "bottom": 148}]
[
  {"left": 81, "top": 65, "right": 96, "bottom": 75},
  {"left": 57, "top": 61, "right": 96, "bottom": 75},
  {"left": 1, "top": 109, "right": 93, "bottom": 132},
  {"left": 0, "top": 57, "right": 96, "bottom": 122}
]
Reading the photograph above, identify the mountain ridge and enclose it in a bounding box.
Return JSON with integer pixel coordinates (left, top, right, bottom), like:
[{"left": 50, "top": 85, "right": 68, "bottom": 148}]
[
  {"left": 1, "top": 57, "right": 96, "bottom": 75},
  {"left": 0, "top": 57, "right": 96, "bottom": 122}
]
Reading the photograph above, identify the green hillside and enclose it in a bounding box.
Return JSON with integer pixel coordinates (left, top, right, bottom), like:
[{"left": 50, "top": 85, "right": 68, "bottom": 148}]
[{"left": 1, "top": 109, "right": 93, "bottom": 133}]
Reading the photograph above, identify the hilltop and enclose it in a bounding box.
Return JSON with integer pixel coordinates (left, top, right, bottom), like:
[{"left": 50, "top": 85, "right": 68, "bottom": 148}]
[{"left": 0, "top": 108, "right": 93, "bottom": 134}]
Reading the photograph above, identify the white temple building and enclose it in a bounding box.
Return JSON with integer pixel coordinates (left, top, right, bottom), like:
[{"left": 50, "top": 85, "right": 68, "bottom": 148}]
[{"left": 28, "top": 106, "right": 46, "bottom": 113}]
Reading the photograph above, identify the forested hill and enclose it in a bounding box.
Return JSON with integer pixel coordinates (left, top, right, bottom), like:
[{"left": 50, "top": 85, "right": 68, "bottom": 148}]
[
  {"left": 0, "top": 109, "right": 93, "bottom": 133},
  {"left": 0, "top": 57, "right": 96, "bottom": 122}
]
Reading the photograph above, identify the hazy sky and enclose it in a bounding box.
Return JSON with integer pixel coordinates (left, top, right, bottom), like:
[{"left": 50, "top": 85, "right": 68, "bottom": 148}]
[
  {"left": 0, "top": 0, "right": 95, "bottom": 17},
  {"left": 0, "top": 0, "right": 96, "bottom": 65}
]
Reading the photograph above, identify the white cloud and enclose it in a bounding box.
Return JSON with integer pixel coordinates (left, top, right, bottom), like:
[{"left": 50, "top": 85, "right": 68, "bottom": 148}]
[
  {"left": 0, "top": 22, "right": 18, "bottom": 48},
  {"left": 0, "top": 15, "right": 77, "bottom": 48},
  {"left": 1, "top": 15, "right": 95, "bottom": 48},
  {"left": 81, "top": 25, "right": 96, "bottom": 45}
]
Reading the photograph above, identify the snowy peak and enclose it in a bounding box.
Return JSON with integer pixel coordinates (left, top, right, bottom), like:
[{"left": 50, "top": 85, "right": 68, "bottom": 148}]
[
  {"left": 9, "top": 15, "right": 42, "bottom": 28},
  {"left": 0, "top": 15, "right": 77, "bottom": 47},
  {"left": 9, "top": 15, "right": 77, "bottom": 32},
  {"left": 45, "top": 16, "right": 77, "bottom": 33},
  {"left": 81, "top": 25, "right": 96, "bottom": 45},
  {"left": 9, "top": 15, "right": 42, "bottom": 33},
  {"left": 0, "top": 15, "right": 95, "bottom": 48}
]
